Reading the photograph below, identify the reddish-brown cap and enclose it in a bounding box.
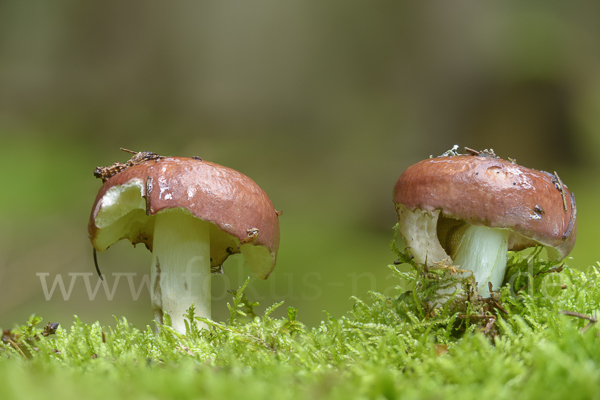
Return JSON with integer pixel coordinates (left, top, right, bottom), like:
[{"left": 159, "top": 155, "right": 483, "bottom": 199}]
[
  {"left": 89, "top": 157, "right": 280, "bottom": 279},
  {"left": 394, "top": 155, "right": 576, "bottom": 260}
]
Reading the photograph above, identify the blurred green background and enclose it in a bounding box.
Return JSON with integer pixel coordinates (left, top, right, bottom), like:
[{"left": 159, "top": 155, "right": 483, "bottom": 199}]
[{"left": 1, "top": 2, "right": 600, "bottom": 329}]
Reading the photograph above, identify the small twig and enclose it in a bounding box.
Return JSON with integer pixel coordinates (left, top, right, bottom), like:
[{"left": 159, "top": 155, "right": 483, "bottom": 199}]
[
  {"left": 6, "top": 338, "right": 26, "bottom": 358},
  {"left": 464, "top": 147, "right": 480, "bottom": 156},
  {"left": 485, "top": 284, "right": 508, "bottom": 315},
  {"left": 120, "top": 148, "right": 137, "bottom": 155},
  {"left": 457, "top": 314, "right": 495, "bottom": 320},
  {"left": 560, "top": 310, "right": 598, "bottom": 333},
  {"left": 559, "top": 310, "right": 597, "bottom": 323},
  {"left": 553, "top": 171, "right": 568, "bottom": 211}
]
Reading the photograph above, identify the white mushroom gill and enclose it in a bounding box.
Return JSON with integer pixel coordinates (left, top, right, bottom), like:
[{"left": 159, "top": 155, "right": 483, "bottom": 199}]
[{"left": 396, "top": 206, "right": 449, "bottom": 265}]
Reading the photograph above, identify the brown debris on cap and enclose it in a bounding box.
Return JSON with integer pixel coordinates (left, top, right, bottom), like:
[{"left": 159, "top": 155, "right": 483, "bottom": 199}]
[
  {"left": 93, "top": 148, "right": 164, "bottom": 182},
  {"left": 394, "top": 154, "right": 576, "bottom": 260},
  {"left": 89, "top": 157, "right": 280, "bottom": 279}
]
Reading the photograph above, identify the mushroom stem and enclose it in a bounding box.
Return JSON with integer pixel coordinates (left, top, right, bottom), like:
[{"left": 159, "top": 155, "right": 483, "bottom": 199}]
[
  {"left": 151, "top": 209, "right": 211, "bottom": 333},
  {"left": 448, "top": 225, "right": 509, "bottom": 298}
]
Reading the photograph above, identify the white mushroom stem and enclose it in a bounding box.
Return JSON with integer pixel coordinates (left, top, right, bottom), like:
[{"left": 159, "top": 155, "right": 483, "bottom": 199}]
[
  {"left": 448, "top": 225, "right": 509, "bottom": 297},
  {"left": 397, "top": 206, "right": 510, "bottom": 298},
  {"left": 151, "top": 209, "right": 211, "bottom": 333}
]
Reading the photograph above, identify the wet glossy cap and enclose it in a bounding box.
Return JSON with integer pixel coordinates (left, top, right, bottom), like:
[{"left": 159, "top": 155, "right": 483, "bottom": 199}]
[
  {"left": 394, "top": 155, "right": 576, "bottom": 260},
  {"left": 89, "top": 157, "right": 280, "bottom": 279}
]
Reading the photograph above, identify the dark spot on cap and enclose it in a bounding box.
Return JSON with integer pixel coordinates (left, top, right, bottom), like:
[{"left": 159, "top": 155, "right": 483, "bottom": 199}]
[{"left": 534, "top": 205, "right": 545, "bottom": 216}]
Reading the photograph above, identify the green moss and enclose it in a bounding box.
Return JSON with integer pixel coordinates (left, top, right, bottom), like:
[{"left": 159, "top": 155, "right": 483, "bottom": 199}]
[{"left": 2, "top": 230, "right": 600, "bottom": 399}]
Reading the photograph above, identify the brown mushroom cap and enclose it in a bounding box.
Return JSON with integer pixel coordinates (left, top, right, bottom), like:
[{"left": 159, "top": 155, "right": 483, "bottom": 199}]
[
  {"left": 394, "top": 155, "right": 576, "bottom": 260},
  {"left": 89, "top": 157, "right": 280, "bottom": 279}
]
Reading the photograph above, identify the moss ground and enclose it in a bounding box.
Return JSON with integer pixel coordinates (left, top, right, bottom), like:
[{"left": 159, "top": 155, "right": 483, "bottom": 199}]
[{"left": 2, "top": 236, "right": 600, "bottom": 400}]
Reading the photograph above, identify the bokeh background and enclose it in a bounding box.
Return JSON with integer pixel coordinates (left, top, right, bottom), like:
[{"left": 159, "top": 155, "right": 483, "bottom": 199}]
[{"left": 1, "top": 2, "right": 600, "bottom": 329}]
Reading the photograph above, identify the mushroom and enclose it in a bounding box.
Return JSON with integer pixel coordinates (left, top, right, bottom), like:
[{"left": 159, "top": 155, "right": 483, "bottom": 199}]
[
  {"left": 393, "top": 151, "right": 576, "bottom": 298},
  {"left": 89, "top": 155, "right": 280, "bottom": 333}
]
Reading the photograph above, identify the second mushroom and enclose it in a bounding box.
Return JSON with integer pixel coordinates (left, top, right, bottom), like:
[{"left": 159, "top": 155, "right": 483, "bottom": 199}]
[
  {"left": 89, "top": 152, "right": 280, "bottom": 333},
  {"left": 393, "top": 149, "right": 576, "bottom": 298}
]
